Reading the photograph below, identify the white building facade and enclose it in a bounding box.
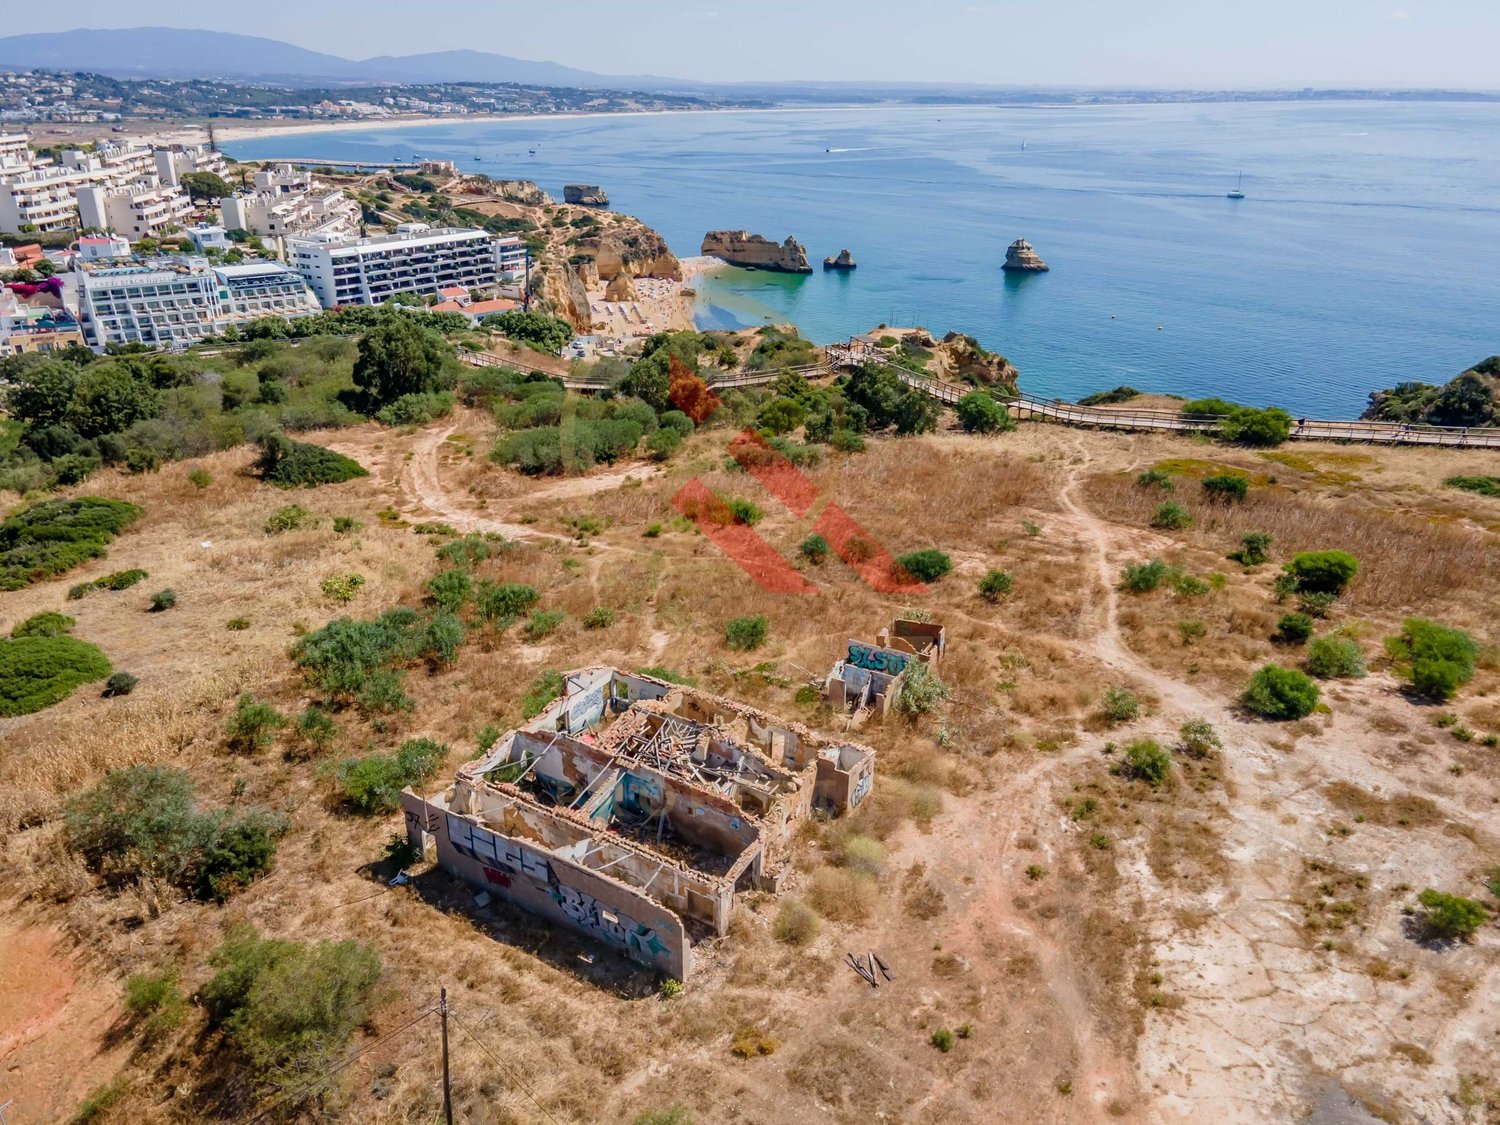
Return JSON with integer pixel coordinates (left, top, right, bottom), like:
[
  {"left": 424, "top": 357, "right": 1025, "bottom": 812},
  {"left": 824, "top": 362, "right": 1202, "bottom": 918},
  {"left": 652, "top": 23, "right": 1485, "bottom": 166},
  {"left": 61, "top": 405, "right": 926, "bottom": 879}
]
[
  {"left": 287, "top": 225, "right": 501, "bottom": 308},
  {"left": 77, "top": 183, "right": 194, "bottom": 240}
]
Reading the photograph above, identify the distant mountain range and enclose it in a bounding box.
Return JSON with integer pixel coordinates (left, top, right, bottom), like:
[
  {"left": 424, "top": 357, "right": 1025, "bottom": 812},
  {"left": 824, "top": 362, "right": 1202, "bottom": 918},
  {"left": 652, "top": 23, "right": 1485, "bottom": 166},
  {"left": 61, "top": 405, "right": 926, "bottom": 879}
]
[{"left": 0, "top": 27, "right": 690, "bottom": 89}]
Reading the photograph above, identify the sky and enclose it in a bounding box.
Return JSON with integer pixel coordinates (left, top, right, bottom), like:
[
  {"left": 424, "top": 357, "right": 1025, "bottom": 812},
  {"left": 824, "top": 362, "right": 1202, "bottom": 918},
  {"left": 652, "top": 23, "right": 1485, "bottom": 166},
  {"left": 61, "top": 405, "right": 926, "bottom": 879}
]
[{"left": 6, "top": 1, "right": 1500, "bottom": 88}]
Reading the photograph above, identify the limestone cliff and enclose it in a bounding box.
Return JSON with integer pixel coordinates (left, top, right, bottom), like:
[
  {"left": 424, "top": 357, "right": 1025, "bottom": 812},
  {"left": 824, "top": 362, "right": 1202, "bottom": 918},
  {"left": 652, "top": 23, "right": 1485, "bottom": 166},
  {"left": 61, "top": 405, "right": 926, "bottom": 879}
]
[
  {"left": 527, "top": 209, "right": 681, "bottom": 331},
  {"left": 1001, "top": 239, "right": 1049, "bottom": 273},
  {"left": 824, "top": 249, "right": 857, "bottom": 271},
  {"left": 458, "top": 176, "right": 552, "bottom": 205},
  {"left": 564, "top": 184, "right": 610, "bottom": 207},
  {"left": 528, "top": 263, "right": 592, "bottom": 331},
  {"left": 701, "top": 231, "right": 812, "bottom": 273},
  {"left": 585, "top": 221, "right": 681, "bottom": 284},
  {"left": 604, "top": 273, "right": 638, "bottom": 302},
  {"left": 934, "top": 331, "right": 1020, "bottom": 393}
]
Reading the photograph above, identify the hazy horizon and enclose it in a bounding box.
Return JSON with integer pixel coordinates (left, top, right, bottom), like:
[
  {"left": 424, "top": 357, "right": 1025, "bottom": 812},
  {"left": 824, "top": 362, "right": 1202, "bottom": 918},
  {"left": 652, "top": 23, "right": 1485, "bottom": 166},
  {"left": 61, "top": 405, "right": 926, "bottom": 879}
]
[{"left": 4, "top": 2, "right": 1500, "bottom": 89}]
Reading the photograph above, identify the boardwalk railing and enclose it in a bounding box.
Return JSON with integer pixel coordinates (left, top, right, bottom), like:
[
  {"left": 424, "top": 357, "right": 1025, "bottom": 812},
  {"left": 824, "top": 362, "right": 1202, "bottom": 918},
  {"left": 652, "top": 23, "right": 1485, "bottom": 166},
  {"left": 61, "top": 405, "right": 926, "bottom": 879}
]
[{"left": 462, "top": 344, "right": 1500, "bottom": 450}]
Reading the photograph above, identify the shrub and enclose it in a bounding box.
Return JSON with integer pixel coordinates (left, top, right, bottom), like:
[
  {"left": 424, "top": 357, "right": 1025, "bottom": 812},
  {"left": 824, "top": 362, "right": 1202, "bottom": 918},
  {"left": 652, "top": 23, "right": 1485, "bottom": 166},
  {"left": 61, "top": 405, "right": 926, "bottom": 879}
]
[
  {"left": 421, "top": 611, "right": 466, "bottom": 667},
  {"left": 201, "top": 926, "right": 382, "bottom": 1099},
  {"left": 726, "top": 615, "right": 769, "bottom": 652},
  {"left": 523, "top": 609, "right": 565, "bottom": 642},
  {"left": 64, "top": 766, "right": 282, "bottom": 898},
  {"left": 1121, "top": 559, "right": 1169, "bottom": 593},
  {"left": 123, "top": 969, "right": 187, "bottom": 1040},
  {"left": 955, "top": 391, "right": 1011, "bottom": 434},
  {"left": 833, "top": 832, "right": 885, "bottom": 876},
  {"left": 94, "top": 568, "right": 148, "bottom": 591},
  {"left": 1416, "top": 888, "right": 1487, "bottom": 941},
  {"left": 978, "top": 569, "right": 1014, "bottom": 602},
  {"left": 1284, "top": 550, "right": 1360, "bottom": 594},
  {"left": 374, "top": 390, "right": 455, "bottom": 426},
  {"left": 253, "top": 434, "right": 368, "bottom": 489},
  {"left": 931, "top": 1028, "right": 955, "bottom": 1052},
  {"left": 634, "top": 1107, "right": 694, "bottom": 1125},
  {"left": 425, "top": 567, "right": 473, "bottom": 612},
  {"left": 1150, "top": 500, "right": 1193, "bottom": 530},
  {"left": 1177, "top": 620, "right": 1207, "bottom": 644},
  {"left": 1306, "top": 636, "right": 1366, "bottom": 679},
  {"left": 148, "top": 588, "right": 176, "bottom": 612},
  {"left": 356, "top": 669, "right": 413, "bottom": 715},
  {"left": 521, "top": 669, "right": 563, "bottom": 718},
  {"left": 1123, "top": 739, "right": 1172, "bottom": 786},
  {"left": 0, "top": 497, "right": 142, "bottom": 591},
  {"left": 0, "top": 634, "right": 111, "bottom": 716},
  {"left": 103, "top": 671, "right": 138, "bottom": 697},
  {"left": 896, "top": 549, "right": 952, "bottom": 583},
  {"left": 897, "top": 659, "right": 949, "bottom": 717},
  {"left": 1386, "top": 618, "right": 1478, "bottom": 701},
  {"left": 728, "top": 498, "right": 762, "bottom": 526},
  {"left": 475, "top": 581, "right": 540, "bottom": 626},
  {"left": 125, "top": 447, "right": 162, "bottom": 475},
  {"left": 296, "top": 705, "right": 337, "bottom": 748},
  {"left": 1179, "top": 718, "right": 1222, "bottom": 756},
  {"left": 772, "top": 900, "right": 821, "bottom": 947},
  {"left": 225, "top": 693, "right": 285, "bottom": 753},
  {"left": 1297, "top": 591, "right": 1338, "bottom": 619},
  {"left": 338, "top": 738, "right": 449, "bottom": 813},
  {"left": 11, "top": 610, "right": 75, "bottom": 638},
  {"left": 1221, "top": 406, "right": 1293, "bottom": 447},
  {"left": 1201, "top": 474, "right": 1249, "bottom": 502},
  {"left": 264, "top": 504, "right": 314, "bottom": 535},
  {"left": 584, "top": 607, "right": 616, "bottom": 630},
  {"left": 1137, "top": 469, "right": 1173, "bottom": 490},
  {"left": 1242, "top": 664, "right": 1320, "bottom": 720},
  {"left": 1274, "top": 613, "right": 1314, "bottom": 645},
  {"left": 1100, "top": 686, "right": 1141, "bottom": 724},
  {"left": 1233, "top": 531, "right": 1273, "bottom": 566},
  {"left": 188, "top": 468, "right": 212, "bottom": 489},
  {"left": 1444, "top": 475, "right": 1500, "bottom": 499},
  {"left": 320, "top": 573, "right": 365, "bottom": 604},
  {"left": 292, "top": 608, "right": 426, "bottom": 698},
  {"left": 333, "top": 515, "right": 363, "bottom": 534},
  {"left": 647, "top": 427, "right": 682, "bottom": 460},
  {"left": 799, "top": 533, "right": 830, "bottom": 564}
]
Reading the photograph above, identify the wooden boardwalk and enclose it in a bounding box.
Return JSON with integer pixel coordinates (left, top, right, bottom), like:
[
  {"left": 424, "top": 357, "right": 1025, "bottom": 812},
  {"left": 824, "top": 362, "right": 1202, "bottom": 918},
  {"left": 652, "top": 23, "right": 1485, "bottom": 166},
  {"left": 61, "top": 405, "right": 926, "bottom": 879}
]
[{"left": 461, "top": 346, "right": 1500, "bottom": 451}]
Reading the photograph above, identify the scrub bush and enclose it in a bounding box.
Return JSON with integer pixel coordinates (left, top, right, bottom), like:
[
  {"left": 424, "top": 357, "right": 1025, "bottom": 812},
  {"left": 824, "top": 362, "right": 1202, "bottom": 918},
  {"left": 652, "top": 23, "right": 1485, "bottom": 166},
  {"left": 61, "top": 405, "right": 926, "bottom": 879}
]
[
  {"left": 1121, "top": 559, "right": 1169, "bottom": 592},
  {"left": 225, "top": 694, "right": 286, "bottom": 753},
  {"left": 1416, "top": 889, "right": 1487, "bottom": 941},
  {"left": 896, "top": 549, "right": 952, "bottom": 582},
  {"left": 1283, "top": 550, "right": 1360, "bottom": 594},
  {"left": 475, "top": 581, "right": 540, "bottom": 626},
  {"left": 10, "top": 610, "right": 74, "bottom": 637},
  {"left": 0, "top": 634, "right": 111, "bottom": 716},
  {"left": 1385, "top": 618, "right": 1477, "bottom": 701},
  {"left": 1306, "top": 636, "right": 1366, "bottom": 679},
  {"left": 0, "top": 497, "right": 141, "bottom": 591},
  {"left": 1150, "top": 501, "right": 1193, "bottom": 530},
  {"left": 254, "top": 434, "right": 368, "bottom": 488},
  {"left": 726, "top": 615, "right": 769, "bottom": 651},
  {"left": 1201, "top": 473, "right": 1249, "bottom": 502},
  {"left": 1242, "top": 664, "right": 1320, "bottom": 720},
  {"left": 1274, "top": 613, "right": 1314, "bottom": 645},
  {"left": 799, "top": 533, "right": 830, "bottom": 564},
  {"left": 1123, "top": 740, "right": 1172, "bottom": 786},
  {"left": 337, "top": 738, "right": 449, "bottom": 813},
  {"left": 978, "top": 569, "right": 1014, "bottom": 601}
]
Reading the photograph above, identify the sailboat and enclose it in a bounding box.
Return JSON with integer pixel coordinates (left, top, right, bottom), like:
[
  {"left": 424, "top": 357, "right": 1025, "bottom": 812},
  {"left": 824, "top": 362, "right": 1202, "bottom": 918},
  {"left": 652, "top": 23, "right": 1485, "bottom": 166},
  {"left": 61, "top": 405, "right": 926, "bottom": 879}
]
[{"left": 1227, "top": 172, "right": 1246, "bottom": 200}]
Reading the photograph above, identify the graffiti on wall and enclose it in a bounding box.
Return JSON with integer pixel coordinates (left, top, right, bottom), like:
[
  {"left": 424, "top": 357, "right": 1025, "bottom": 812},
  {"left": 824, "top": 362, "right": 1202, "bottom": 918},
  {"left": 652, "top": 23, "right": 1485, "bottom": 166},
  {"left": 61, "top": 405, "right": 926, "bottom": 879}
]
[
  {"left": 567, "top": 686, "right": 606, "bottom": 732},
  {"left": 851, "top": 766, "right": 873, "bottom": 808},
  {"left": 445, "top": 813, "right": 673, "bottom": 963},
  {"left": 846, "top": 641, "right": 911, "bottom": 676}
]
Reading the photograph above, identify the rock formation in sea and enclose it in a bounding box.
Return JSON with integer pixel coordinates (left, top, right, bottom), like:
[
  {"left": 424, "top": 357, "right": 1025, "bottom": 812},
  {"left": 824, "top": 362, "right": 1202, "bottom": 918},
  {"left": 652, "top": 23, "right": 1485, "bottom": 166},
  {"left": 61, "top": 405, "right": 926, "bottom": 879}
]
[
  {"left": 564, "top": 184, "right": 610, "bottom": 207},
  {"left": 823, "top": 249, "right": 857, "bottom": 271},
  {"left": 603, "top": 273, "right": 638, "bottom": 302},
  {"left": 1001, "top": 239, "right": 1049, "bottom": 273},
  {"left": 1362, "top": 356, "right": 1499, "bottom": 427},
  {"left": 700, "top": 231, "right": 813, "bottom": 273}
]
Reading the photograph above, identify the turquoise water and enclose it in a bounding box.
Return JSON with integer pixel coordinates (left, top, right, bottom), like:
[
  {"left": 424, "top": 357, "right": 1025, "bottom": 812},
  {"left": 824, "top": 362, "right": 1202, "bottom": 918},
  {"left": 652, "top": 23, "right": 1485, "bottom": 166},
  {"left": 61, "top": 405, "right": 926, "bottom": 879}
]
[{"left": 228, "top": 103, "right": 1500, "bottom": 417}]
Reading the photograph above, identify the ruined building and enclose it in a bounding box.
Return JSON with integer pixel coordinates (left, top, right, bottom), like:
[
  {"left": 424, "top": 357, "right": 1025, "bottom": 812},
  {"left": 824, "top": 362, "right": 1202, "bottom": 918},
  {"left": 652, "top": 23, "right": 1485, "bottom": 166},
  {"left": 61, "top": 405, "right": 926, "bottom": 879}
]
[
  {"left": 823, "top": 617, "right": 947, "bottom": 723},
  {"left": 402, "top": 668, "right": 876, "bottom": 980}
]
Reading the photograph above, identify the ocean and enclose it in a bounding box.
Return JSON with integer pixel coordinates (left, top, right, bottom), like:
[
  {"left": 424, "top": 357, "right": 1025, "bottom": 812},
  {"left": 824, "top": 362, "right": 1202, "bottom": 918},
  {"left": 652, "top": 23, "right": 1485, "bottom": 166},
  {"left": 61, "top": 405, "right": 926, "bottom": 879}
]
[{"left": 227, "top": 103, "right": 1500, "bottom": 418}]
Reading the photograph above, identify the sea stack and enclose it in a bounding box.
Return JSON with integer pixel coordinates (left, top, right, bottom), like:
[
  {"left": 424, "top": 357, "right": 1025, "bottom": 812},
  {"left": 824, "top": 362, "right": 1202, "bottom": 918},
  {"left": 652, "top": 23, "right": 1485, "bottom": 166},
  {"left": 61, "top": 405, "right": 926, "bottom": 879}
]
[
  {"left": 701, "top": 230, "right": 813, "bottom": 273},
  {"left": 564, "top": 184, "right": 610, "bottom": 207},
  {"left": 1002, "top": 239, "right": 1049, "bottom": 273},
  {"left": 823, "top": 248, "right": 857, "bottom": 271}
]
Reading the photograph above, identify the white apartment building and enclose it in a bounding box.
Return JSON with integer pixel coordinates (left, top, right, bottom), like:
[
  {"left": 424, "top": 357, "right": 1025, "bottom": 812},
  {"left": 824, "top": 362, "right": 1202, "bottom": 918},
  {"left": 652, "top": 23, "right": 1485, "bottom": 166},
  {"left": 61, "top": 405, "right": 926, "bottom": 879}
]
[
  {"left": 220, "top": 184, "right": 359, "bottom": 240},
  {"left": 252, "top": 163, "right": 313, "bottom": 194},
  {"left": 0, "top": 165, "right": 87, "bottom": 233},
  {"left": 77, "top": 183, "right": 194, "bottom": 240},
  {"left": 153, "top": 144, "right": 227, "bottom": 188},
  {"left": 78, "top": 257, "right": 320, "bottom": 348},
  {"left": 287, "top": 225, "right": 500, "bottom": 308},
  {"left": 76, "top": 234, "right": 132, "bottom": 261},
  {"left": 61, "top": 142, "right": 157, "bottom": 183},
  {"left": 494, "top": 235, "right": 527, "bottom": 280},
  {"left": 187, "top": 224, "right": 233, "bottom": 252},
  {"left": 0, "top": 132, "right": 30, "bottom": 172}
]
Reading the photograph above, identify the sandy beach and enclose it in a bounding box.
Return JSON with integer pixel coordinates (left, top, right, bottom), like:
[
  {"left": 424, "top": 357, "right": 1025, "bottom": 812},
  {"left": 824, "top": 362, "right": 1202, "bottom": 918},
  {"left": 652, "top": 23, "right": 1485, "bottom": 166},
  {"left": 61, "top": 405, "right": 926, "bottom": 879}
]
[{"left": 584, "top": 256, "right": 726, "bottom": 340}]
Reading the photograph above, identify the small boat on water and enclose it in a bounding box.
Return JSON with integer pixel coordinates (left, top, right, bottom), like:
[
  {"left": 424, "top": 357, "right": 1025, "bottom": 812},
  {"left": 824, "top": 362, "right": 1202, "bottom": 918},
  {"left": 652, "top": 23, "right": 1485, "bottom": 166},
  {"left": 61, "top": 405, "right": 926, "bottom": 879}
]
[{"left": 1228, "top": 172, "right": 1246, "bottom": 200}]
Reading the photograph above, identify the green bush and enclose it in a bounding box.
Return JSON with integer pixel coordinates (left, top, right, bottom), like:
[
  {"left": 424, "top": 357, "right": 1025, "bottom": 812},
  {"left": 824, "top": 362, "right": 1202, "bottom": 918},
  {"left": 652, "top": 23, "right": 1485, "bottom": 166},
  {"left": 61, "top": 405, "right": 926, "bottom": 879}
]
[
  {"left": 725, "top": 615, "right": 769, "bottom": 652},
  {"left": 1444, "top": 475, "right": 1500, "bottom": 499},
  {"left": 420, "top": 612, "right": 466, "bottom": 667},
  {"left": 897, "top": 659, "right": 950, "bottom": 717},
  {"left": 1123, "top": 739, "right": 1172, "bottom": 785},
  {"left": 799, "top": 533, "right": 830, "bottom": 564},
  {"left": 292, "top": 608, "right": 426, "bottom": 698},
  {"left": 647, "top": 427, "right": 682, "bottom": 460},
  {"left": 1306, "top": 636, "right": 1367, "bottom": 679},
  {"left": 1242, "top": 664, "right": 1320, "bottom": 720},
  {"left": 374, "top": 390, "right": 455, "bottom": 426},
  {"left": 425, "top": 567, "right": 473, "bottom": 612},
  {"left": 68, "top": 567, "right": 150, "bottom": 601},
  {"left": 1416, "top": 888, "right": 1487, "bottom": 941},
  {"left": 188, "top": 468, "right": 212, "bottom": 489},
  {"left": 0, "top": 497, "right": 142, "bottom": 591},
  {"left": 1100, "top": 686, "right": 1141, "bottom": 724},
  {"left": 434, "top": 535, "right": 494, "bottom": 567},
  {"left": 475, "top": 581, "right": 540, "bottom": 627},
  {"left": 333, "top": 515, "right": 364, "bottom": 534},
  {"left": 1221, "top": 406, "right": 1293, "bottom": 447},
  {"left": 1233, "top": 531, "right": 1273, "bottom": 566},
  {"left": 1297, "top": 591, "right": 1338, "bottom": 619},
  {"left": 1386, "top": 617, "right": 1478, "bottom": 701},
  {"left": 521, "top": 669, "right": 563, "bottom": 718},
  {"left": 296, "top": 705, "right": 337, "bottom": 749},
  {"left": 103, "top": 670, "right": 138, "bottom": 697},
  {"left": 1274, "top": 612, "right": 1314, "bottom": 645},
  {"left": 123, "top": 969, "right": 187, "bottom": 1040},
  {"left": 584, "top": 607, "right": 616, "bottom": 630},
  {"left": 11, "top": 610, "right": 75, "bottom": 637},
  {"left": 896, "top": 549, "right": 952, "bottom": 583},
  {"left": 1201, "top": 474, "right": 1249, "bottom": 502},
  {"left": 226, "top": 693, "right": 286, "bottom": 753},
  {"left": 978, "top": 569, "right": 1014, "bottom": 602},
  {"left": 254, "top": 434, "right": 368, "bottom": 489},
  {"left": 523, "top": 609, "right": 565, "bottom": 642},
  {"left": 931, "top": 1028, "right": 955, "bottom": 1052},
  {"left": 1283, "top": 551, "right": 1360, "bottom": 594},
  {"left": 1150, "top": 500, "right": 1193, "bottom": 530},
  {"left": 728, "top": 498, "right": 762, "bottom": 526},
  {"left": 148, "top": 588, "right": 176, "bottom": 612},
  {"left": 0, "top": 634, "right": 111, "bottom": 716},
  {"left": 320, "top": 573, "right": 365, "bottom": 604},
  {"left": 64, "top": 766, "right": 282, "bottom": 899},
  {"left": 1121, "top": 559, "right": 1169, "bottom": 593},
  {"left": 955, "top": 391, "right": 1011, "bottom": 434},
  {"left": 337, "top": 738, "right": 449, "bottom": 813},
  {"left": 1179, "top": 718, "right": 1222, "bottom": 756},
  {"left": 201, "top": 926, "right": 382, "bottom": 1100},
  {"left": 1137, "top": 469, "right": 1173, "bottom": 490},
  {"left": 356, "top": 669, "right": 413, "bottom": 715}
]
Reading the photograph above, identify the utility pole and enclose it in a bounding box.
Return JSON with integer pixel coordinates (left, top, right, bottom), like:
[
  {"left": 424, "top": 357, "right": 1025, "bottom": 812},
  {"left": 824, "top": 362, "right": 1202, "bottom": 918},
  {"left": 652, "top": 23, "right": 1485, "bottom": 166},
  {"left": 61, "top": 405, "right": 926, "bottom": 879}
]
[{"left": 439, "top": 986, "right": 453, "bottom": 1125}]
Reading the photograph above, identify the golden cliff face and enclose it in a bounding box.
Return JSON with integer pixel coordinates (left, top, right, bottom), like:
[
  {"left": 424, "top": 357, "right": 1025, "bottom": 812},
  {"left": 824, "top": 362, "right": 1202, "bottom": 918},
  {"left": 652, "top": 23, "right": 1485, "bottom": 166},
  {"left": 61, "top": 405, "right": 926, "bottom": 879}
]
[{"left": 700, "top": 230, "right": 812, "bottom": 273}]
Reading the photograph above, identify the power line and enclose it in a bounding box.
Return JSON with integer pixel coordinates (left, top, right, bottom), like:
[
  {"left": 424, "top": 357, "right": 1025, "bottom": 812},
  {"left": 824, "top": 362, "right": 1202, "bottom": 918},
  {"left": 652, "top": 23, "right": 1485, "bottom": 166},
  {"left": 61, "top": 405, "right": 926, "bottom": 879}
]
[
  {"left": 239, "top": 1004, "right": 437, "bottom": 1125},
  {"left": 449, "top": 1010, "right": 566, "bottom": 1125}
]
